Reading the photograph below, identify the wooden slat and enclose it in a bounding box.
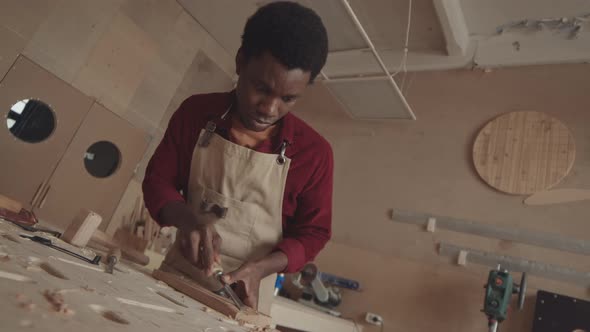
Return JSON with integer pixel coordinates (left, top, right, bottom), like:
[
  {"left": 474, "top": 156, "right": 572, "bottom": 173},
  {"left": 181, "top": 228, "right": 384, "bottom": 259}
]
[
  {"left": 152, "top": 269, "right": 272, "bottom": 327},
  {"left": 439, "top": 242, "right": 590, "bottom": 286},
  {"left": 473, "top": 111, "right": 576, "bottom": 195},
  {"left": 524, "top": 189, "right": 590, "bottom": 205},
  {"left": 391, "top": 209, "right": 590, "bottom": 255}
]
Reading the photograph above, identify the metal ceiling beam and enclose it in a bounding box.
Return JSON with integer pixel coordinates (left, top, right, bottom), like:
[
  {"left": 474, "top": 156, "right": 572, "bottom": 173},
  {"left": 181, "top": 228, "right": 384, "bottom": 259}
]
[
  {"left": 339, "top": 0, "right": 417, "bottom": 120},
  {"left": 433, "top": 0, "right": 470, "bottom": 56}
]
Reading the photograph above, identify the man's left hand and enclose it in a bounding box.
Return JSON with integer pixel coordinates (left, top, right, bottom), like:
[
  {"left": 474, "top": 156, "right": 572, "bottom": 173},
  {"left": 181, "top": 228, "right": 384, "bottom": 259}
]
[{"left": 222, "top": 262, "right": 262, "bottom": 309}]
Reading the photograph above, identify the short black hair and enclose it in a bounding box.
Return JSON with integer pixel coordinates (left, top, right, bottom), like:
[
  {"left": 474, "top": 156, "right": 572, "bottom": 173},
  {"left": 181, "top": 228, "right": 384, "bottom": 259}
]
[{"left": 241, "top": 1, "right": 328, "bottom": 83}]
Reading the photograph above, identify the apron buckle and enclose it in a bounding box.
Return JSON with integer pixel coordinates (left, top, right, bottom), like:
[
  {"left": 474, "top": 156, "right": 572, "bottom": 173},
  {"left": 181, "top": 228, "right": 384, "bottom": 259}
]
[
  {"left": 276, "top": 141, "right": 288, "bottom": 165},
  {"left": 199, "top": 121, "right": 217, "bottom": 147}
]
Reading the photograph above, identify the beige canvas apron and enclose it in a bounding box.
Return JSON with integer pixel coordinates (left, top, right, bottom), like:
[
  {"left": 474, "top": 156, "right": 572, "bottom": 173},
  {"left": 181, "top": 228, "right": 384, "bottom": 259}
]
[{"left": 160, "top": 109, "right": 290, "bottom": 315}]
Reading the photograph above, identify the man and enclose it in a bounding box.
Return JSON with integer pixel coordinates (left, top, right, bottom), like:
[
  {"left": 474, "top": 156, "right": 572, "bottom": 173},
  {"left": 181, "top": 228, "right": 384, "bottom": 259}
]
[{"left": 143, "top": 1, "right": 332, "bottom": 314}]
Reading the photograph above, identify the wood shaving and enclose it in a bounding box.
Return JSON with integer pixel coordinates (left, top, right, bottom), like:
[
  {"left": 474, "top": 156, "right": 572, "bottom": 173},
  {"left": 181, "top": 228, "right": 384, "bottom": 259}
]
[
  {"left": 81, "top": 285, "right": 96, "bottom": 292},
  {"left": 42, "top": 289, "right": 74, "bottom": 315},
  {"left": 16, "top": 293, "right": 36, "bottom": 311},
  {"left": 19, "top": 320, "right": 33, "bottom": 327},
  {"left": 26, "top": 266, "right": 42, "bottom": 272},
  {"left": 19, "top": 302, "right": 36, "bottom": 311},
  {"left": 0, "top": 255, "right": 10, "bottom": 262},
  {"left": 102, "top": 310, "right": 130, "bottom": 325}
]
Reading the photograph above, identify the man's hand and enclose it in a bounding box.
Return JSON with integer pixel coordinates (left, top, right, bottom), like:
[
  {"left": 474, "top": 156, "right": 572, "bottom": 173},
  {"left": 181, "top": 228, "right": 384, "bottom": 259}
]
[
  {"left": 178, "top": 224, "right": 221, "bottom": 275},
  {"left": 160, "top": 201, "right": 221, "bottom": 275},
  {"left": 221, "top": 251, "right": 289, "bottom": 309},
  {"left": 222, "top": 262, "right": 263, "bottom": 309}
]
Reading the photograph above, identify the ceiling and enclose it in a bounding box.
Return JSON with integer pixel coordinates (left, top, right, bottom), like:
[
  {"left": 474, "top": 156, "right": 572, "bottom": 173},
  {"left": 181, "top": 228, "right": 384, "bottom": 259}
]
[{"left": 178, "top": 0, "right": 590, "bottom": 119}]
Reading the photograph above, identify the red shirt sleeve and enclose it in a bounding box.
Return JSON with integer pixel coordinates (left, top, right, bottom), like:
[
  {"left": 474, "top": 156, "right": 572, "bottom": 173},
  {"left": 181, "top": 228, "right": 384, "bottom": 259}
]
[
  {"left": 274, "top": 140, "right": 333, "bottom": 272},
  {"left": 142, "top": 103, "right": 189, "bottom": 226}
]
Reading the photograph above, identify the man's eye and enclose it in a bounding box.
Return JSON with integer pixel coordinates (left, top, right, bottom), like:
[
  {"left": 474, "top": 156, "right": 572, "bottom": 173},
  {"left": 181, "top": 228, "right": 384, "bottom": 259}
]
[{"left": 282, "top": 96, "right": 295, "bottom": 103}]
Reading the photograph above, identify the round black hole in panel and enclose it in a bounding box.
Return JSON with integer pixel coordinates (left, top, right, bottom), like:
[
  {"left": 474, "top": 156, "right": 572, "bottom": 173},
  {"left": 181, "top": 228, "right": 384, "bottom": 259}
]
[
  {"left": 84, "top": 141, "right": 121, "bottom": 178},
  {"left": 7, "top": 99, "right": 56, "bottom": 143}
]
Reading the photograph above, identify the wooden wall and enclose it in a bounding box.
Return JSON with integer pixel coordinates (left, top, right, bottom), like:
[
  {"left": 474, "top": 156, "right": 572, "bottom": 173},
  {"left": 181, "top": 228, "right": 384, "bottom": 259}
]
[
  {"left": 295, "top": 64, "right": 590, "bottom": 332},
  {"left": 0, "top": 0, "right": 235, "bottom": 230}
]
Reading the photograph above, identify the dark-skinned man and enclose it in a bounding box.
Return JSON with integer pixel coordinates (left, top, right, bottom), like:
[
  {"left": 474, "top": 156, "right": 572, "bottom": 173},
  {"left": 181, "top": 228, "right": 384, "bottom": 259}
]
[{"left": 143, "top": 1, "right": 332, "bottom": 314}]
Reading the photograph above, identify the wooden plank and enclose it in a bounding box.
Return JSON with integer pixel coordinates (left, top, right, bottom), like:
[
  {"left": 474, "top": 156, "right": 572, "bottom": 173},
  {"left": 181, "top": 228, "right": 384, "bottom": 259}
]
[
  {"left": 438, "top": 242, "right": 590, "bottom": 286},
  {"left": 152, "top": 269, "right": 273, "bottom": 328},
  {"left": 473, "top": 111, "right": 576, "bottom": 195},
  {"left": 524, "top": 189, "right": 590, "bottom": 205},
  {"left": 392, "top": 209, "right": 590, "bottom": 255}
]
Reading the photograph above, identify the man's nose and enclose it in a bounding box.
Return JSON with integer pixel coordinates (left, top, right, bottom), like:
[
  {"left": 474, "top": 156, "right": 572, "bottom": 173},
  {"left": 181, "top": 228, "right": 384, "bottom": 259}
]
[{"left": 257, "top": 97, "right": 280, "bottom": 118}]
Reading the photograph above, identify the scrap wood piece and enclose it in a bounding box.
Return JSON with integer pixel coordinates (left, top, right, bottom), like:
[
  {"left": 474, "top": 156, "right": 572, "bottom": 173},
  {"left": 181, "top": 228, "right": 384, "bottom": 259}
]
[
  {"left": 40, "top": 262, "right": 68, "bottom": 280},
  {"left": 152, "top": 269, "right": 272, "bottom": 328}
]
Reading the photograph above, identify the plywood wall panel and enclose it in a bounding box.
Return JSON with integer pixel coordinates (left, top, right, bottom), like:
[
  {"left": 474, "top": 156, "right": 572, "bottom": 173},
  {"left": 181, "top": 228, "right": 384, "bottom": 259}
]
[
  {"left": 0, "top": 26, "right": 25, "bottom": 79},
  {"left": 0, "top": 0, "right": 56, "bottom": 41},
  {"left": 23, "top": 0, "right": 123, "bottom": 83},
  {"left": 72, "top": 13, "right": 157, "bottom": 116},
  {"left": 36, "top": 103, "right": 149, "bottom": 230}
]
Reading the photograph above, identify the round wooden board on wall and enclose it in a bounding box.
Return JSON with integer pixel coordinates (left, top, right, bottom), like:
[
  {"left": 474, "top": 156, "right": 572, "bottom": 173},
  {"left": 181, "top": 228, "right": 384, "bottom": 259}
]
[{"left": 473, "top": 111, "right": 576, "bottom": 195}]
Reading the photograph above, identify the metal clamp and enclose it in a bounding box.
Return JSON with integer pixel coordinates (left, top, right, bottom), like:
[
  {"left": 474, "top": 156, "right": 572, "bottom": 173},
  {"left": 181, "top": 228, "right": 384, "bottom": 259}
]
[
  {"left": 198, "top": 121, "right": 217, "bottom": 147},
  {"left": 277, "top": 141, "right": 288, "bottom": 165}
]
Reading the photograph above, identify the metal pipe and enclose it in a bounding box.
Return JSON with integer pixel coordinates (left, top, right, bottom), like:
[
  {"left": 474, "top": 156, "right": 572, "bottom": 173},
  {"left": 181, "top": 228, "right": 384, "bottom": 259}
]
[{"left": 340, "top": 0, "right": 417, "bottom": 120}]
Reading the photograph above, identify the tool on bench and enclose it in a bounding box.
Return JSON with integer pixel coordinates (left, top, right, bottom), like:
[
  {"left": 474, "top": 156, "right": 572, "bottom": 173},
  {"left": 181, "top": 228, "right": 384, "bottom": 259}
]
[
  {"left": 214, "top": 270, "right": 245, "bottom": 310},
  {"left": 482, "top": 265, "right": 527, "bottom": 332},
  {"left": 105, "top": 247, "right": 121, "bottom": 274},
  {"left": 19, "top": 234, "right": 101, "bottom": 265}
]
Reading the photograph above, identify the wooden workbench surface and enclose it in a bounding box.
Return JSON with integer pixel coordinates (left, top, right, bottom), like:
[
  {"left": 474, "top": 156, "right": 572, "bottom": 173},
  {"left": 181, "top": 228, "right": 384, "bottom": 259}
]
[{"left": 0, "top": 219, "right": 251, "bottom": 332}]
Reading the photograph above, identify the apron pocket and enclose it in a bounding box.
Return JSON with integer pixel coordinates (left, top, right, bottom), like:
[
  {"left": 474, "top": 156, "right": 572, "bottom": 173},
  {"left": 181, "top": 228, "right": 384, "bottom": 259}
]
[{"left": 195, "top": 185, "right": 259, "bottom": 261}]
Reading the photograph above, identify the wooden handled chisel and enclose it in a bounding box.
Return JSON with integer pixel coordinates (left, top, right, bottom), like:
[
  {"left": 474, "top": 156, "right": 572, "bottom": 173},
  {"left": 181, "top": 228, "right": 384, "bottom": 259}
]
[{"left": 214, "top": 270, "right": 245, "bottom": 310}]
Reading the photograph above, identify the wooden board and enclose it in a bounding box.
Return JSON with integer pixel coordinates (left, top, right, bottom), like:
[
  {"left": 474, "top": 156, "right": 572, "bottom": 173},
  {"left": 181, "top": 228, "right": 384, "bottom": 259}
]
[
  {"left": 524, "top": 189, "right": 590, "bottom": 205},
  {"left": 152, "top": 269, "right": 273, "bottom": 328},
  {"left": 473, "top": 111, "right": 576, "bottom": 195}
]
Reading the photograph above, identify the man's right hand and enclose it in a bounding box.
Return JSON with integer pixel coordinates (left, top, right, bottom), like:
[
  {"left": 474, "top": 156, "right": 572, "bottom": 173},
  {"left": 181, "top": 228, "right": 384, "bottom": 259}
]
[
  {"left": 160, "top": 201, "right": 222, "bottom": 275},
  {"left": 178, "top": 223, "right": 221, "bottom": 275}
]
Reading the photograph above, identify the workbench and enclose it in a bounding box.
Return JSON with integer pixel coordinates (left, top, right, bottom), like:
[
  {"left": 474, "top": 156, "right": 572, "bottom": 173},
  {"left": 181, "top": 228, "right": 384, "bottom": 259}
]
[
  {"left": 0, "top": 218, "right": 360, "bottom": 332},
  {"left": 0, "top": 218, "right": 255, "bottom": 332}
]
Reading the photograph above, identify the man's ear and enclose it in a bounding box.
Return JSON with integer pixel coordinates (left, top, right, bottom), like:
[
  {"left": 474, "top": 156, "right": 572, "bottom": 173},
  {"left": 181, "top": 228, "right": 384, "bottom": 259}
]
[{"left": 235, "top": 48, "right": 245, "bottom": 76}]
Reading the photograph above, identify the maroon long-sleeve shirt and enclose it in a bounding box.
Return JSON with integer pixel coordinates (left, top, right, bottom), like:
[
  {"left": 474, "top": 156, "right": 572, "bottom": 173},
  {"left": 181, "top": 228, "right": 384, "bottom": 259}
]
[{"left": 142, "top": 92, "right": 333, "bottom": 272}]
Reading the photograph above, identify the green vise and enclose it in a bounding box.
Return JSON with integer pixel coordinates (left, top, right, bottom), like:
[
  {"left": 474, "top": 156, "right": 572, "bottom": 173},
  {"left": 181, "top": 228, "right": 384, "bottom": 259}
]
[{"left": 482, "top": 266, "right": 527, "bottom": 332}]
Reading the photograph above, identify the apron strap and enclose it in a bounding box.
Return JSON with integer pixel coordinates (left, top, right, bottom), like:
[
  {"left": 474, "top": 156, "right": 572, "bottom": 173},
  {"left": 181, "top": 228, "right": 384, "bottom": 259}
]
[{"left": 199, "top": 104, "right": 291, "bottom": 166}]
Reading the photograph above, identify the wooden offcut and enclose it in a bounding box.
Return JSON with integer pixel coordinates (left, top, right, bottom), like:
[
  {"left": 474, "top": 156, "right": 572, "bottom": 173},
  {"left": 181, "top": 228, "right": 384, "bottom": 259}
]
[
  {"left": 524, "top": 189, "right": 590, "bottom": 205},
  {"left": 61, "top": 208, "right": 102, "bottom": 247},
  {"left": 473, "top": 111, "right": 576, "bottom": 195},
  {"left": 0, "top": 194, "right": 23, "bottom": 213},
  {"left": 152, "top": 269, "right": 273, "bottom": 328}
]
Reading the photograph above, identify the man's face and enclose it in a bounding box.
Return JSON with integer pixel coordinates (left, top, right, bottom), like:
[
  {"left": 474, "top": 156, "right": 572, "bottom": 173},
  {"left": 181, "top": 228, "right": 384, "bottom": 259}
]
[{"left": 235, "top": 51, "right": 311, "bottom": 132}]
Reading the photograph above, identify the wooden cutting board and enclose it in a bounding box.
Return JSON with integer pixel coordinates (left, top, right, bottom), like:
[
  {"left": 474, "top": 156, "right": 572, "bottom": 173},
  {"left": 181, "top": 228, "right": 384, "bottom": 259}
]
[{"left": 473, "top": 111, "right": 576, "bottom": 195}]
